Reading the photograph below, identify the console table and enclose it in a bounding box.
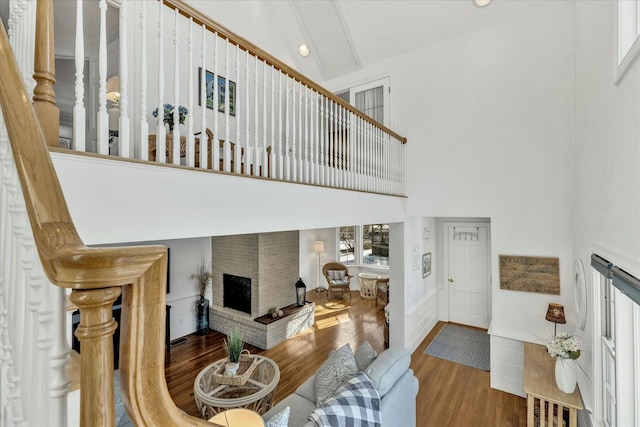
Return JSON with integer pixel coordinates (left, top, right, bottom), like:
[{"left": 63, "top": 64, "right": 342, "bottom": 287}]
[{"left": 524, "top": 343, "right": 583, "bottom": 427}]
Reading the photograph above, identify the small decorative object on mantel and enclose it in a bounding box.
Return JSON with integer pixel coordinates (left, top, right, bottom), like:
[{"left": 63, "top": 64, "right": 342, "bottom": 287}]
[
  {"left": 152, "top": 103, "right": 188, "bottom": 132},
  {"left": 295, "top": 278, "right": 307, "bottom": 306},
  {"left": 191, "top": 255, "right": 212, "bottom": 336},
  {"left": 546, "top": 332, "right": 581, "bottom": 394},
  {"left": 268, "top": 307, "right": 284, "bottom": 318}
]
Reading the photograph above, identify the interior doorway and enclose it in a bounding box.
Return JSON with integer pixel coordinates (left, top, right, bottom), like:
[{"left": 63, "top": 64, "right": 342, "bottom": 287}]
[{"left": 443, "top": 221, "right": 491, "bottom": 329}]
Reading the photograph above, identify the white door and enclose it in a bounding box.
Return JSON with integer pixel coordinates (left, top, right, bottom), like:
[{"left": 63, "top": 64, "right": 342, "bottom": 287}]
[
  {"left": 446, "top": 224, "right": 490, "bottom": 329},
  {"left": 336, "top": 77, "right": 391, "bottom": 126}
]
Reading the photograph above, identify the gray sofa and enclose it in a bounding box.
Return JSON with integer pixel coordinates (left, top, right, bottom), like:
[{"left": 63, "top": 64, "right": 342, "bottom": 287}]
[{"left": 262, "top": 345, "right": 419, "bottom": 427}]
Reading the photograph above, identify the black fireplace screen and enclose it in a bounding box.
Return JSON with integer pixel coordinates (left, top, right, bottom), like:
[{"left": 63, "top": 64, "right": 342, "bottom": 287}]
[{"left": 223, "top": 273, "right": 251, "bottom": 314}]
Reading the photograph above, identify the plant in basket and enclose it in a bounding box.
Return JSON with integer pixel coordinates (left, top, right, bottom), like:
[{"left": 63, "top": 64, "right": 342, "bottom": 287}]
[{"left": 223, "top": 329, "right": 244, "bottom": 376}]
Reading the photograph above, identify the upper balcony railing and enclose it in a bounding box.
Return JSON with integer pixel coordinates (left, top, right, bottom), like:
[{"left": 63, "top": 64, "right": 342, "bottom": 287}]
[{"left": 57, "top": 0, "right": 407, "bottom": 196}]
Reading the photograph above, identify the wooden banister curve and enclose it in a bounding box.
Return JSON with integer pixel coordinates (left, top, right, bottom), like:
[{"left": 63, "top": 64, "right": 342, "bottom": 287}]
[{"left": 0, "top": 20, "right": 212, "bottom": 427}]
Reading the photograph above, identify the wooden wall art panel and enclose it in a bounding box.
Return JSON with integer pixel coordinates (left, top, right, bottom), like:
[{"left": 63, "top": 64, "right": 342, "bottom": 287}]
[{"left": 499, "top": 255, "right": 560, "bottom": 295}]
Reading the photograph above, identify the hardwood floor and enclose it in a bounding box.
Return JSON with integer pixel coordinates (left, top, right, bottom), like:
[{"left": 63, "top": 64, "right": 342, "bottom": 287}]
[{"left": 165, "top": 291, "right": 526, "bottom": 426}]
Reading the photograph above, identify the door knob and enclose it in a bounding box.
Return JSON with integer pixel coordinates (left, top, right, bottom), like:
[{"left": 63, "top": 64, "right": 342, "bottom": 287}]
[{"left": 448, "top": 278, "right": 454, "bottom": 283}]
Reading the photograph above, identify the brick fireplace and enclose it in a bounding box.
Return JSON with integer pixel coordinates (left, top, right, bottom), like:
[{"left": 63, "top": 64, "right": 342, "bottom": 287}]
[{"left": 209, "top": 231, "right": 315, "bottom": 349}]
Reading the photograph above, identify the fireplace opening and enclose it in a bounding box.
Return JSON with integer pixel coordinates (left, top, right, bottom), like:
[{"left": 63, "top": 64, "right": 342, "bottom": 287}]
[{"left": 223, "top": 273, "right": 251, "bottom": 314}]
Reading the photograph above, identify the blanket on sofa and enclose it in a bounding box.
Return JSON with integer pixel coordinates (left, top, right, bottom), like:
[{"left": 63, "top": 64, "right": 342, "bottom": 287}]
[{"left": 308, "top": 372, "right": 381, "bottom": 427}]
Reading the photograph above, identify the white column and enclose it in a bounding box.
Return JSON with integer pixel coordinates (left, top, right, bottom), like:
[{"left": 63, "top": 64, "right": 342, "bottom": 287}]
[{"left": 73, "top": 0, "right": 86, "bottom": 152}]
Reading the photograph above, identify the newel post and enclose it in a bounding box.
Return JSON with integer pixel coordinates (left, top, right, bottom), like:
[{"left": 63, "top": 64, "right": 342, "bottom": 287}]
[
  {"left": 69, "top": 287, "right": 122, "bottom": 427},
  {"left": 33, "top": 0, "right": 59, "bottom": 147}
]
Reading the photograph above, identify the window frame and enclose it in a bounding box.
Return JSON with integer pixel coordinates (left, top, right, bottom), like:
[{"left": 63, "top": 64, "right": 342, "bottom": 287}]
[
  {"left": 614, "top": 0, "right": 640, "bottom": 84},
  {"left": 337, "top": 224, "right": 390, "bottom": 269}
]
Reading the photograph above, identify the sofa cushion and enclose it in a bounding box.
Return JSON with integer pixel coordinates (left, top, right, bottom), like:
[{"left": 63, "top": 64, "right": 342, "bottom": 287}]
[
  {"left": 266, "top": 406, "right": 290, "bottom": 427},
  {"left": 354, "top": 341, "right": 377, "bottom": 372},
  {"left": 295, "top": 375, "right": 316, "bottom": 403},
  {"left": 364, "top": 347, "right": 411, "bottom": 398},
  {"left": 308, "top": 372, "right": 381, "bottom": 427},
  {"left": 315, "top": 344, "right": 358, "bottom": 405},
  {"left": 263, "top": 393, "right": 317, "bottom": 427}
]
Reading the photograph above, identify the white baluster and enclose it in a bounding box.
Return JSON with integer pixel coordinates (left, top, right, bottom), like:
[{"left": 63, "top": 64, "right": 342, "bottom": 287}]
[
  {"left": 212, "top": 34, "right": 219, "bottom": 171},
  {"left": 244, "top": 50, "right": 250, "bottom": 176},
  {"left": 252, "top": 55, "right": 259, "bottom": 176},
  {"left": 198, "top": 26, "right": 207, "bottom": 169},
  {"left": 285, "top": 77, "right": 290, "bottom": 181},
  {"left": 319, "top": 96, "right": 325, "bottom": 186},
  {"left": 48, "top": 286, "right": 69, "bottom": 427},
  {"left": 309, "top": 89, "right": 315, "bottom": 185},
  {"left": 224, "top": 39, "right": 231, "bottom": 173},
  {"left": 277, "top": 72, "right": 283, "bottom": 180},
  {"left": 297, "top": 81, "right": 303, "bottom": 181},
  {"left": 73, "top": 0, "right": 86, "bottom": 151},
  {"left": 97, "top": 0, "right": 109, "bottom": 155},
  {"left": 269, "top": 65, "right": 275, "bottom": 179},
  {"left": 156, "top": 1, "right": 166, "bottom": 163},
  {"left": 139, "top": 0, "right": 149, "bottom": 161},
  {"left": 235, "top": 46, "right": 241, "bottom": 173},
  {"left": 291, "top": 80, "right": 297, "bottom": 182},
  {"left": 262, "top": 60, "right": 267, "bottom": 177},
  {"left": 186, "top": 18, "right": 195, "bottom": 168},
  {"left": 119, "top": 1, "right": 131, "bottom": 158},
  {"left": 304, "top": 86, "right": 310, "bottom": 184},
  {"left": 171, "top": 8, "right": 181, "bottom": 165}
]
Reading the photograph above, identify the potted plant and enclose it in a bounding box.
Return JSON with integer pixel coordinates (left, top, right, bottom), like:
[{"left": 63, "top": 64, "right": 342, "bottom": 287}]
[
  {"left": 546, "top": 332, "right": 581, "bottom": 393},
  {"left": 152, "top": 103, "right": 188, "bottom": 132},
  {"left": 190, "top": 255, "right": 212, "bottom": 335},
  {"left": 223, "top": 329, "right": 244, "bottom": 376}
]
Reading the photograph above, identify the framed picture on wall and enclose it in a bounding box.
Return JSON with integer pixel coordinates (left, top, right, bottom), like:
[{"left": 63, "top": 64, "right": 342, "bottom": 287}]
[
  {"left": 198, "top": 67, "right": 236, "bottom": 116},
  {"left": 422, "top": 252, "right": 432, "bottom": 278}
]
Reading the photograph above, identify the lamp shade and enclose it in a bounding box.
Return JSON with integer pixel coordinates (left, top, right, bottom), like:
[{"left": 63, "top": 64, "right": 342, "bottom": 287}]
[
  {"left": 545, "top": 303, "right": 566, "bottom": 324},
  {"left": 313, "top": 241, "right": 325, "bottom": 253}
]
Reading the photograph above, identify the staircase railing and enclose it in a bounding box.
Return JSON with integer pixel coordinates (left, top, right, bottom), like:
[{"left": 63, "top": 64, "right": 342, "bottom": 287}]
[
  {"left": 0, "top": 16, "right": 214, "bottom": 427},
  {"left": 60, "top": 0, "right": 407, "bottom": 196}
]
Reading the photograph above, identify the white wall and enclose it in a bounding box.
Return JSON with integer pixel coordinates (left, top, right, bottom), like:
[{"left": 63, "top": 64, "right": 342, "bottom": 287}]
[
  {"left": 573, "top": 0, "right": 640, "bottom": 420},
  {"left": 299, "top": 228, "right": 337, "bottom": 291},
  {"left": 323, "top": 1, "right": 576, "bottom": 356}
]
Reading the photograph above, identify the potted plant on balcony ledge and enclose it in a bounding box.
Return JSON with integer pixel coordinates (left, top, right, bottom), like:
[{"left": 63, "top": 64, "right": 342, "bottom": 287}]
[{"left": 191, "top": 255, "right": 212, "bottom": 335}]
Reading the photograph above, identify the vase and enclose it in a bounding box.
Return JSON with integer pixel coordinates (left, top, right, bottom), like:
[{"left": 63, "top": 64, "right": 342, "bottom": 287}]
[
  {"left": 196, "top": 296, "right": 209, "bottom": 336},
  {"left": 555, "top": 358, "right": 577, "bottom": 393},
  {"left": 224, "top": 361, "right": 239, "bottom": 376}
]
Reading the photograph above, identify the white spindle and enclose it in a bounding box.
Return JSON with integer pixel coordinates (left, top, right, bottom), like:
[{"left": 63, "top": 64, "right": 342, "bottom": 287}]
[
  {"left": 244, "top": 50, "right": 250, "bottom": 176},
  {"left": 285, "top": 77, "right": 290, "bottom": 181},
  {"left": 212, "top": 34, "right": 219, "bottom": 171},
  {"left": 277, "top": 72, "right": 283, "bottom": 180},
  {"left": 139, "top": 0, "right": 149, "bottom": 161},
  {"left": 186, "top": 18, "right": 195, "bottom": 168},
  {"left": 171, "top": 8, "right": 180, "bottom": 165},
  {"left": 291, "top": 80, "right": 297, "bottom": 182},
  {"left": 235, "top": 46, "right": 241, "bottom": 173},
  {"left": 224, "top": 39, "right": 230, "bottom": 173},
  {"left": 319, "top": 96, "right": 325, "bottom": 186},
  {"left": 252, "top": 55, "right": 258, "bottom": 176},
  {"left": 269, "top": 65, "right": 275, "bottom": 179},
  {"left": 97, "top": 0, "right": 109, "bottom": 155},
  {"left": 309, "top": 89, "right": 316, "bottom": 185},
  {"left": 73, "top": 0, "right": 86, "bottom": 151},
  {"left": 297, "top": 81, "right": 303, "bottom": 182},
  {"left": 119, "top": 1, "right": 131, "bottom": 158},
  {"left": 304, "top": 86, "right": 309, "bottom": 183},
  {"left": 262, "top": 60, "right": 267, "bottom": 177},
  {"left": 156, "top": 1, "right": 166, "bottom": 163},
  {"left": 198, "top": 26, "right": 207, "bottom": 169}
]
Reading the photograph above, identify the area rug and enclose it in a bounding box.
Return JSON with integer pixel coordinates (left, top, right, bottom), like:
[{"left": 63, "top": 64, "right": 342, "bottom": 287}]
[{"left": 423, "top": 324, "right": 490, "bottom": 371}]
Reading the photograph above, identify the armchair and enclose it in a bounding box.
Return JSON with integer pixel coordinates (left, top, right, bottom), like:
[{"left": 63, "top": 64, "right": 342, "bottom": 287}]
[{"left": 322, "top": 262, "right": 353, "bottom": 301}]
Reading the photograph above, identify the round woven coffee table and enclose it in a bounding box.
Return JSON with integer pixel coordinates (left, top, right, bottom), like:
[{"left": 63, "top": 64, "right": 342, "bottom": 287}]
[{"left": 194, "top": 355, "right": 280, "bottom": 420}]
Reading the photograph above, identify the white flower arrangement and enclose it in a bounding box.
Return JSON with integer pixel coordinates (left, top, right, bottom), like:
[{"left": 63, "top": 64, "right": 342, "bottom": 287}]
[{"left": 546, "top": 332, "right": 581, "bottom": 360}]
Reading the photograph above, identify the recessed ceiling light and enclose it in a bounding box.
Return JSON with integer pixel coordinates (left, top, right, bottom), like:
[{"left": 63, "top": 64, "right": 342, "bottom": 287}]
[
  {"left": 298, "top": 44, "right": 310, "bottom": 57},
  {"left": 474, "top": 0, "right": 492, "bottom": 7}
]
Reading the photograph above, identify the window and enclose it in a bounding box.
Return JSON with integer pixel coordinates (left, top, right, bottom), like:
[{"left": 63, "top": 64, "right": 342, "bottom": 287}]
[
  {"left": 338, "top": 224, "right": 389, "bottom": 267},
  {"left": 600, "top": 274, "right": 617, "bottom": 427},
  {"left": 615, "top": 0, "right": 640, "bottom": 83},
  {"left": 362, "top": 224, "right": 389, "bottom": 266},
  {"left": 339, "top": 226, "right": 356, "bottom": 265},
  {"left": 335, "top": 76, "right": 391, "bottom": 126}
]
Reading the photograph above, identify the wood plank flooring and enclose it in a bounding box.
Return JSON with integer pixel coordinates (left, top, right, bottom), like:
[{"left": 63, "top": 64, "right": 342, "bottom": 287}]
[{"left": 165, "top": 291, "right": 526, "bottom": 426}]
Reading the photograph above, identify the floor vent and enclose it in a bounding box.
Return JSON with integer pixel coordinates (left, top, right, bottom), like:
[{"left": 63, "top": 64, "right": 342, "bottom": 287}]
[{"left": 170, "top": 337, "right": 188, "bottom": 347}]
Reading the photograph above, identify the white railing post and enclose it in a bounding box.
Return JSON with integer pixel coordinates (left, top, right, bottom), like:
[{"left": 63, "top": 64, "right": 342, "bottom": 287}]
[
  {"left": 119, "top": 1, "right": 131, "bottom": 158},
  {"left": 139, "top": 0, "right": 149, "bottom": 161},
  {"left": 73, "top": 0, "right": 85, "bottom": 152},
  {"left": 198, "top": 26, "right": 207, "bottom": 169},
  {"left": 224, "top": 39, "right": 231, "bottom": 173},
  {"left": 97, "top": 0, "right": 109, "bottom": 155},
  {"left": 186, "top": 18, "right": 195, "bottom": 168},
  {"left": 212, "top": 34, "right": 219, "bottom": 171},
  {"left": 156, "top": 0, "right": 166, "bottom": 164},
  {"left": 171, "top": 8, "right": 181, "bottom": 165}
]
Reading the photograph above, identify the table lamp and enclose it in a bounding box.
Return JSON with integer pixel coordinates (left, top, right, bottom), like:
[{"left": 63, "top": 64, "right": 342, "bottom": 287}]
[
  {"left": 314, "top": 240, "right": 325, "bottom": 292},
  {"left": 545, "top": 303, "right": 566, "bottom": 336}
]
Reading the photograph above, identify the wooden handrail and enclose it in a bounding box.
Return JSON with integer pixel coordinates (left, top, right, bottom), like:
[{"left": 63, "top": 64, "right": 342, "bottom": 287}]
[
  {"left": 0, "top": 20, "right": 212, "bottom": 427},
  {"left": 162, "top": 0, "right": 408, "bottom": 145}
]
